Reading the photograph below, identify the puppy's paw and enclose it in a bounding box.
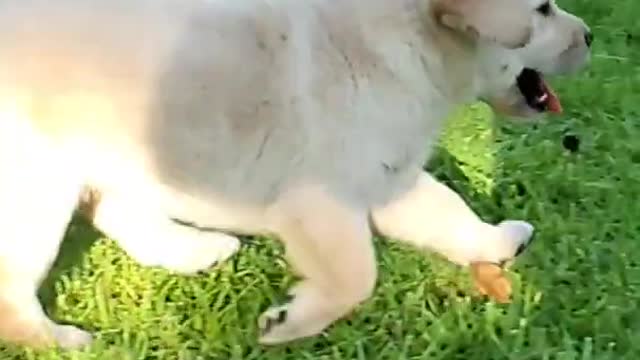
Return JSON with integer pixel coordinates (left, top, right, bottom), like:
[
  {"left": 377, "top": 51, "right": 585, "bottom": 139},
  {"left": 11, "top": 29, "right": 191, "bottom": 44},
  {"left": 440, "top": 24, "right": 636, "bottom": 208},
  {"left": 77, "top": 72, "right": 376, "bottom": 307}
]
[
  {"left": 258, "top": 304, "right": 292, "bottom": 345},
  {"left": 257, "top": 292, "right": 333, "bottom": 345},
  {"left": 169, "top": 232, "right": 241, "bottom": 275},
  {"left": 51, "top": 324, "right": 93, "bottom": 349},
  {"left": 498, "top": 220, "right": 535, "bottom": 261},
  {"left": 132, "top": 226, "right": 241, "bottom": 275},
  {"left": 469, "top": 221, "right": 534, "bottom": 303}
]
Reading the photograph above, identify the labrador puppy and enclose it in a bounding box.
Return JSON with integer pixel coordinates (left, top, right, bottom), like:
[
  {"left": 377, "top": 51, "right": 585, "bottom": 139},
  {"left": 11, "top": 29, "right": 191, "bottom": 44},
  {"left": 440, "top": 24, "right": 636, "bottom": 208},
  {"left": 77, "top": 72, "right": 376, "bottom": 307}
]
[{"left": 0, "top": 0, "right": 591, "bottom": 349}]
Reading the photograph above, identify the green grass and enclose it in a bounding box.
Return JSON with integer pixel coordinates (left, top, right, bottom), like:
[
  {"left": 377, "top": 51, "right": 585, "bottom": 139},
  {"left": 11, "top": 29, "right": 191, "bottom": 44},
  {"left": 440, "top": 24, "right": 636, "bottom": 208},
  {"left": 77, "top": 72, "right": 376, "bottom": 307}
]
[{"left": 3, "top": 0, "right": 640, "bottom": 358}]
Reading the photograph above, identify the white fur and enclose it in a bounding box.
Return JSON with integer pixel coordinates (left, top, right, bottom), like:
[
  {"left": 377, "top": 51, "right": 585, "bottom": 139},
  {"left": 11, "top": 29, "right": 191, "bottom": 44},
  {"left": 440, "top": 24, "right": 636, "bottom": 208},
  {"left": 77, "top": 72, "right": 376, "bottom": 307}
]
[
  {"left": 372, "top": 173, "right": 535, "bottom": 266},
  {"left": 0, "top": 0, "right": 590, "bottom": 348}
]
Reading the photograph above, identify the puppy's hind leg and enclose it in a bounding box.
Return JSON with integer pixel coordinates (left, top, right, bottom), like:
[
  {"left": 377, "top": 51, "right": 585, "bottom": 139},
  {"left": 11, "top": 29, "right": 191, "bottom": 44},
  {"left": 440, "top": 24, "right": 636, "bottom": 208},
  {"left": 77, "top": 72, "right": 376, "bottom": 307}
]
[
  {"left": 0, "top": 142, "right": 91, "bottom": 348},
  {"left": 90, "top": 192, "right": 240, "bottom": 275},
  {"left": 371, "top": 172, "right": 534, "bottom": 266},
  {"left": 258, "top": 187, "right": 377, "bottom": 344}
]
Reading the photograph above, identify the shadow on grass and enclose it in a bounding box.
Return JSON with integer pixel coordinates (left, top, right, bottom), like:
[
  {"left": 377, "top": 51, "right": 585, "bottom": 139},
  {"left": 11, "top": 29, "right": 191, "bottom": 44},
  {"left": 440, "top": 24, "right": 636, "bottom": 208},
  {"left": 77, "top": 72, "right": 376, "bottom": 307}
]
[{"left": 38, "top": 213, "right": 103, "bottom": 314}]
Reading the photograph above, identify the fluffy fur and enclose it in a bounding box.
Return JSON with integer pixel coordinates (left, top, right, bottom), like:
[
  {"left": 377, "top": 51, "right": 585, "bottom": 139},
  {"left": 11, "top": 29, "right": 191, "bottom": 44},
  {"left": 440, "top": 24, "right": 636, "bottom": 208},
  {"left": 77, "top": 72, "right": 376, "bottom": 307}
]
[{"left": 0, "top": 0, "right": 590, "bottom": 348}]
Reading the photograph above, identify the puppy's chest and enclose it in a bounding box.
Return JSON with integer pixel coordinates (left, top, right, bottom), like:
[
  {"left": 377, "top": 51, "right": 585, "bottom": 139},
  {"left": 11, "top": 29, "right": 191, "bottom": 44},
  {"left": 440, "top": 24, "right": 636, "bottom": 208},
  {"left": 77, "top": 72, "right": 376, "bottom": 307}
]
[
  {"left": 349, "top": 98, "right": 439, "bottom": 189},
  {"left": 300, "top": 38, "right": 450, "bottom": 201},
  {"left": 340, "top": 67, "right": 448, "bottom": 176},
  {"left": 331, "top": 103, "right": 436, "bottom": 206}
]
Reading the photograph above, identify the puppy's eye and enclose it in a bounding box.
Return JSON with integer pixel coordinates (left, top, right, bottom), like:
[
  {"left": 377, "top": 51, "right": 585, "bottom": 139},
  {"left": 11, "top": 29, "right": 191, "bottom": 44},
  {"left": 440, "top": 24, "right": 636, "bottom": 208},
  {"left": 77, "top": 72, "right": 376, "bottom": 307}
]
[{"left": 536, "top": 1, "right": 552, "bottom": 16}]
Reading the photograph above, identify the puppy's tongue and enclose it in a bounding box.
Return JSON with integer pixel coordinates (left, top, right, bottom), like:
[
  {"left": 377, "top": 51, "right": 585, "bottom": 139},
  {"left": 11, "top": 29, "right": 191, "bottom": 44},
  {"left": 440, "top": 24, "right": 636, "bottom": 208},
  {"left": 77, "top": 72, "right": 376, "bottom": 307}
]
[
  {"left": 517, "top": 68, "right": 563, "bottom": 114},
  {"left": 540, "top": 80, "right": 562, "bottom": 114}
]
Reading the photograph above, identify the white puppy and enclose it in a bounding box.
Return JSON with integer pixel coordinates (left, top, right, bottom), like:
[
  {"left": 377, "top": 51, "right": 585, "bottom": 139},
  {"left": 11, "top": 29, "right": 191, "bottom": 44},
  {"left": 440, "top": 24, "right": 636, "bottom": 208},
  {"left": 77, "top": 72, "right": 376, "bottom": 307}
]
[{"left": 0, "top": 0, "right": 590, "bottom": 349}]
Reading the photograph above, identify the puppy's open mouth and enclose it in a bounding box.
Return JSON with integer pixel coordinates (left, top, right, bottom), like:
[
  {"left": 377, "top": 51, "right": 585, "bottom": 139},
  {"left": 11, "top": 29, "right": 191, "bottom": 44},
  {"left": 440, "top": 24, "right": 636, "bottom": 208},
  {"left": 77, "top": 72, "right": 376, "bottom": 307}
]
[{"left": 516, "top": 68, "right": 562, "bottom": 113}]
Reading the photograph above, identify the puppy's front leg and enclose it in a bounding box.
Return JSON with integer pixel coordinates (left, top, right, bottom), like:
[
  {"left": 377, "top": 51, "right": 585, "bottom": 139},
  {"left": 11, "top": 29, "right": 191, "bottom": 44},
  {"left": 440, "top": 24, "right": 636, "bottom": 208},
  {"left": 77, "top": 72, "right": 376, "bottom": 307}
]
[
  {"left": 372, "top": 172, "right": 534, "bottom": 266},
  {"left": 259, "top": 186, "right": 377, "bottom": 344}
]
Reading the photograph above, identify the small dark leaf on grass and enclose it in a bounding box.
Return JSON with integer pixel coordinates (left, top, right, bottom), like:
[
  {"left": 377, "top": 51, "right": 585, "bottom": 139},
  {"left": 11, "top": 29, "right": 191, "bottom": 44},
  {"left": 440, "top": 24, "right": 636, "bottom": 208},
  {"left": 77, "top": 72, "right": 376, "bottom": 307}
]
[{"left": 562, "top": 134, "right": 580, "bottom": 153}]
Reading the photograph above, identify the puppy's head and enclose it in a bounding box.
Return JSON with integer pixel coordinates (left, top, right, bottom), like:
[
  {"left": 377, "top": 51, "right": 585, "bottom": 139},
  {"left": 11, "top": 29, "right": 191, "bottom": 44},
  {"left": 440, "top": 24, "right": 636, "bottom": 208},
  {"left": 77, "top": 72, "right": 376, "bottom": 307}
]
[{"left": 434, "top": 0, "right": 592, "bottom": 118}]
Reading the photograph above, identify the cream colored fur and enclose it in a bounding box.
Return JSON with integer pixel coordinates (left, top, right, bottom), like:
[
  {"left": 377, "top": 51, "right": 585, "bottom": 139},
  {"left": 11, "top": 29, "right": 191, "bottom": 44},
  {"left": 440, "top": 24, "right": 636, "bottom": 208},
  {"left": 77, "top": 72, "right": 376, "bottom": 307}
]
[{"left": 0, "top": 0, "right": 590, "bottom": 348}]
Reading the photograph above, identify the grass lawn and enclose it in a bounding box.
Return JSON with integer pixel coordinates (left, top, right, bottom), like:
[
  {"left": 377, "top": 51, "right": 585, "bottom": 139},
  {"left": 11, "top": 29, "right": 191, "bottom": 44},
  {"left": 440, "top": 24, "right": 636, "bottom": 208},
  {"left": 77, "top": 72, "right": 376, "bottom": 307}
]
[{"left": 2, "top": 0, "right": 640, "bottom": 359}]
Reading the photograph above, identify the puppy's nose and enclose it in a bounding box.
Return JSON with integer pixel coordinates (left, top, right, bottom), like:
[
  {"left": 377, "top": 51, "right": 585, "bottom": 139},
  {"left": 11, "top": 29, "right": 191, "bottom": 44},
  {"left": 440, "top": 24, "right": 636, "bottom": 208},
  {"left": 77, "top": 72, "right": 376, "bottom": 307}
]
[{"left": 584, "top": 30, "right": 594, "bottom": 47}]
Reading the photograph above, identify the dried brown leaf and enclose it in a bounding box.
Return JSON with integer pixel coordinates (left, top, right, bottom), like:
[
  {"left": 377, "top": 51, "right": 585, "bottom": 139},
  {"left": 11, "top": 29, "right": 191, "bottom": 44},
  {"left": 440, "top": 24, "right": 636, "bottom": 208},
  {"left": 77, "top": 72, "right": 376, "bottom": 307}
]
[{"left": 471, "top": 262, "right": 512, "bottom": 304}]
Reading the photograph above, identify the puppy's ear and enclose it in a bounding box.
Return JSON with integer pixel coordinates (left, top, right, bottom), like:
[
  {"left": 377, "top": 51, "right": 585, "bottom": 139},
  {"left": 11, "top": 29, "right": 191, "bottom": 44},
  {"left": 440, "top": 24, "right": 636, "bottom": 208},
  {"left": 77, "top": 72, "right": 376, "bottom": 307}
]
[{"left": 433, "top": 0, "right": 532, "bottom": 49}]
